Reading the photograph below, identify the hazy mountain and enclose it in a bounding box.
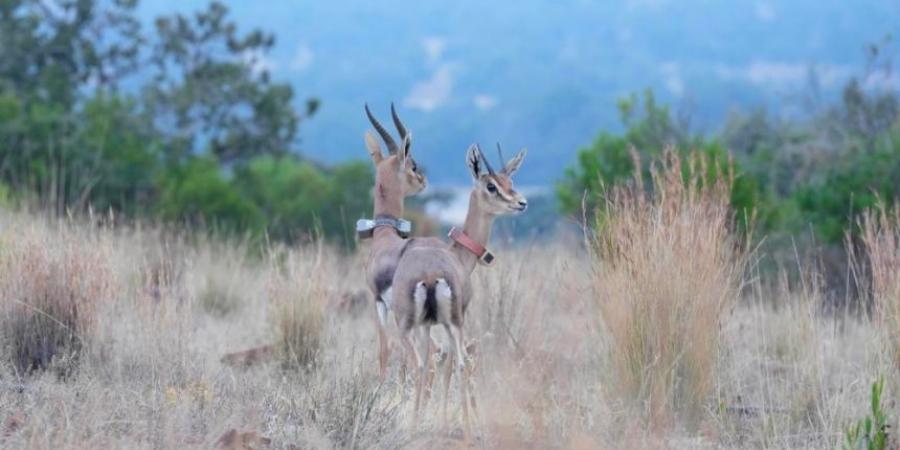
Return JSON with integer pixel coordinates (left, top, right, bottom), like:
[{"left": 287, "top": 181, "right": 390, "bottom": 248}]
[{"left": 138, "top": 0, "right": 900, "bottom": 185}]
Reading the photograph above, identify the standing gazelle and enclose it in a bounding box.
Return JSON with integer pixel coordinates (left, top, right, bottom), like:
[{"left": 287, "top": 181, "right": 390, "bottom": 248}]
[
  {"left": 391, "top": 144, "right": 527, "bottom": 433},
  {"left": 360, "top": 103, "right": 440, "bottom": 381}
]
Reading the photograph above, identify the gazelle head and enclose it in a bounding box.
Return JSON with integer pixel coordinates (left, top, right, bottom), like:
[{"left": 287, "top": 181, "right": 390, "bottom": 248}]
[
  {"left": 466, "top": 143, "right": 528, "bottom": 215},
  {"left": 364, "top": 103, "right": 427, "bottom": 196}
]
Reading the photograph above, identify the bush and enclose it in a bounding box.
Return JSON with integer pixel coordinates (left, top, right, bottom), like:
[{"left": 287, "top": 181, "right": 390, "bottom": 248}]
[
  {"left": 0, "top": 228, "right": 114, "bottom": 375},
  {"left": 795, "top": 128, "right": 900, "bottom": 244},
  {"left": 590, "top": 149, "right": 746, "bottom": 428},
  {"left": 157, "top": 156, "right": 265, "bottom": 235}
]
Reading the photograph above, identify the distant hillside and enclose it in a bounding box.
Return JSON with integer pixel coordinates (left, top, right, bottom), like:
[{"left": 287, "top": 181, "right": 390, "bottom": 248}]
[{"left": 138, "top": 0, "right": 900, "bottom": 184}]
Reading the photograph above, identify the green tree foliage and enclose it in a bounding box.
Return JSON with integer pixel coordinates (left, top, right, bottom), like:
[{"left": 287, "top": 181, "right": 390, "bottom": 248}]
[
  {"left": 0, "top": 0, "right": 371, "bottom": 245},
  {"left": 158, "top": 156, "right": 263, "bottom": 234},
  {"left": 144, "top": 2, "right": 306, "bottom": 164},
  {"left": 557, "top": 90, "right": 761, "bottom": 229},
  {"left": 560, "top": 40, "right": 900, "bottom": 247},
  {"left": 791, "top": 72, "right": 900, "bottom": 243},
  {"left": 794, "top": 128, "right": 900, "bottom": 243},
  {"left": 78, "top": 94, "right": 161, "bottom": 215},
  {"left": 235, "top": 157, "right": 373, "bottom": 243}
]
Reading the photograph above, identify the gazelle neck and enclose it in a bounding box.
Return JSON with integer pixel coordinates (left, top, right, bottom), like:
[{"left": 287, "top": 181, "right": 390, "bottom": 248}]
[
  {"left": 451, "top": 191, "right": 495, "bottom": 274},
  {"left": 372, "top": 163, "right": 404, "bottom": 220},
  {"left": 371, "top": 162, "right": 406, "bottom": 241}
]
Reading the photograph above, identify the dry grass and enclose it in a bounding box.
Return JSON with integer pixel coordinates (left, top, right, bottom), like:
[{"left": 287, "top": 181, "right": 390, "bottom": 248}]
[
  {"left": 0, "top": 222, "right": 115, "bottom": 376},
  {"left": 861, "top": 205, "right": 900, "bottom": 373},
  {"left": 267, "top": 241, "right": 330, "bottom": 370},
  {"left": 589, "top": 149, "right": 746, "bottom": 428},
  {"left": 0, "top": 202, "right": 895, "bottom": 448}
]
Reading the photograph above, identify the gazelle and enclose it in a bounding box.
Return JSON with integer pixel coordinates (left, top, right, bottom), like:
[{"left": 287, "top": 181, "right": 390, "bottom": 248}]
[
  {"left": 360, "top": 103, "right": 439, "bottom": 380},
  {"left": 391, "top": 143, "right": 527, "bottom": 433}
]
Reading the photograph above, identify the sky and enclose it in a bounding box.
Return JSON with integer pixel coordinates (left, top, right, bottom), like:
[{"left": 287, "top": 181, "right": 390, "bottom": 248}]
[{"left": 137, "top": 0, "right": 900, "bottom": 188}]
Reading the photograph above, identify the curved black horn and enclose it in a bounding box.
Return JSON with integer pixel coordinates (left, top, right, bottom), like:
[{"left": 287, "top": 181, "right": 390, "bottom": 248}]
[
  {"left": 496, "top": 142, "right": 505, "bottom": 167},
  {"left": 365, "top": 103, "right": 398, "bottom": 154},
  {"left": 475, "top": 144, "right": 495, "bottom": 175},
  {"left": 390, "top": 102, "right": 408, "bottom": 139}
]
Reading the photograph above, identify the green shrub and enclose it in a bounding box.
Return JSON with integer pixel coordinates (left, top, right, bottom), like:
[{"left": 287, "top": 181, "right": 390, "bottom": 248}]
[{"left": 844, "top": 378, "right": 890, "bottom": 450}]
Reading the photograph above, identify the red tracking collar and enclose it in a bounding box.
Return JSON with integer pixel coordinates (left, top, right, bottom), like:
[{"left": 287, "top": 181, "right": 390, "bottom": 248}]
[{"left": 448, "top": 227, "right": 495, "bottom": 266}]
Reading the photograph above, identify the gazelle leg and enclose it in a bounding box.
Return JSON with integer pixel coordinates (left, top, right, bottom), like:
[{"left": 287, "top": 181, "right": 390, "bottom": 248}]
[
  {"left": 420, "top": 327, "right": 437, "bottom": 408},
  {"left": 448, "top": 324, "right": 471, "bottom": 439},
  {"left": 399, "top": 328, "right": 423, "bottom": 428},
  {"left": 465, "top": 345, "right": 481, "bottom": 426},
  {"left": 388, "top": 298, "right": 415, "bottom": 382},
  {"left": 375, "top": 300, "right": 390, "bottom": 382},
  {"left": 415, "top": 326, "right": 432, "bottom": 415},
  {"left": 441, "top": 324, "right": 454, "bottom": 425}
]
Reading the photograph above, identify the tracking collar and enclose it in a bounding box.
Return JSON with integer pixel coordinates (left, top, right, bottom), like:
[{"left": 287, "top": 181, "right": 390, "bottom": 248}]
[
  {"left": 448, "top": 227, "right": 495, "bottom": 266},
  {"left": 357, "top": 215, "right": 412, "bottom": 239}
]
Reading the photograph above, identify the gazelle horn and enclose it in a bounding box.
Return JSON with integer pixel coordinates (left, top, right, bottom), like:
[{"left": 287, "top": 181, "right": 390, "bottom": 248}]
[
  {"left": 390, "top": 102, "right": 409, "bottom": 140},
  {"left": 365, "top": 103, "right": 399, "bottom": 154},
  {"left": 475, "top": 144, "right": 495, "bottom": 175}
]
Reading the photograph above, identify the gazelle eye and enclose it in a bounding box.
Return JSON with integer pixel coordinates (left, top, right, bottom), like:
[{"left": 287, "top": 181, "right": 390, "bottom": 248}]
[{"left": 486, "top": 182, "right": 497, "bottom": 194}]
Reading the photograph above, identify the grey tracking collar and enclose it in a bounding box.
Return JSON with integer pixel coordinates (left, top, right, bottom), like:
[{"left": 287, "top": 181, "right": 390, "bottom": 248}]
[{"left": 356, "top": 216, "right": 412, "bottom": 239}]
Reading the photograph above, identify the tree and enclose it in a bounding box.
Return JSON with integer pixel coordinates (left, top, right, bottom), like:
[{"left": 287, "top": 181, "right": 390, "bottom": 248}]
[
  {"left": 0, "top": 0, "right": 143, "bottom": 213},
  {"left": 143, "top": 1, "right": 310, "bottom": 165},
  {"left": 557, "top": 90, "right": 761, "bottom": 229},
  {"left": 157, "top": 156, "right": 263, "bottom": 234}
]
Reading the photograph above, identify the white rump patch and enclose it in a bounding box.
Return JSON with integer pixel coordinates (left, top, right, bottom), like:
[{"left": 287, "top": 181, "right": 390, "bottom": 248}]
[
  {"left": 435, "top": 278, "right": 452, "bottom": 300},
  {"left": 435, "top": 278, "right": 452, "bottom": 322},
  {"left": 413, "top": 282, "right": 427, "bottom": 305},
  {"left": 376, "top": 301, "right": 388, "bottom": 326},
  {"left": 381, "top": 287, "right": 394, "bottom": 307},
  {"left": 413, "top": 281, "right": 428, "bottom": 322}
]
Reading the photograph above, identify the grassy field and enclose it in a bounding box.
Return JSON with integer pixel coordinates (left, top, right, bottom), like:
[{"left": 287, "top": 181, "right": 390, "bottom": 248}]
[{"left": 1, "top": 158, "right": 898, "bottom": 449}]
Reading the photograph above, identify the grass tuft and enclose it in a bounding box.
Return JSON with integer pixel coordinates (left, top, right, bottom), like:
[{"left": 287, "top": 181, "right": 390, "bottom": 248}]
[
  {"left": 860, "top": 206, "right": 900, "bottom": 372},
  {"left": 268, "top": 242, "right": 329, "bottom": 370},
  {"left": 0, "top": 226, "right": 114, "bottom": 375},
  {"left": 590, "top": 148, "right": 747, "bottom": 428}
]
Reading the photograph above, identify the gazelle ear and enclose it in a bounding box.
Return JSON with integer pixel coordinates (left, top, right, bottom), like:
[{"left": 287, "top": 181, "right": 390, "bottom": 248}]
[
  {"left": 401, "top": 133, "right": 413, "bottom": 159},
  {"left": 394, "top": 133, "right": 411, "bottom": 170},
  {"left": 466, "top": 144, "right": 481, "bottom": 180},
  {"left": 502, "top": 148, "right": 527, "bottom": 176},
  {"left": 365, "top": 132, "right": 383, "bottom": 163}
]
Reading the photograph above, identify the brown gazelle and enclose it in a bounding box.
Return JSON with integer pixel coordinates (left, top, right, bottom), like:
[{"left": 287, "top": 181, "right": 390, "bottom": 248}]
[
  {"left": 391, "top": 143, "right": 527, "bottom": 432},
  {"left": 360, "top": 103, "right": 437, "bottom": 380}
]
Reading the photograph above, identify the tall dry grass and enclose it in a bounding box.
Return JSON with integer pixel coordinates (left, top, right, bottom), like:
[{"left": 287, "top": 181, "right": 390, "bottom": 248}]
[
  {"left": 1, "top": 194, "right": 897, "bottom": 448},
  {"left": 267, "top": 241, "right": 330, "bottom": 370},
  {"left": 0, "top": 223, "right": 115, "bottom": 376},
  {"left": 590, "top": 149, "right": 747, "bottom": 428},
  {"left": 860, "top": 205, "right": 900, "bottom": 372}
]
